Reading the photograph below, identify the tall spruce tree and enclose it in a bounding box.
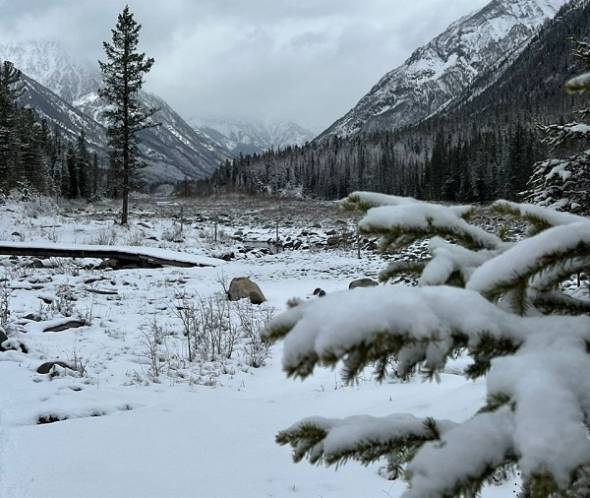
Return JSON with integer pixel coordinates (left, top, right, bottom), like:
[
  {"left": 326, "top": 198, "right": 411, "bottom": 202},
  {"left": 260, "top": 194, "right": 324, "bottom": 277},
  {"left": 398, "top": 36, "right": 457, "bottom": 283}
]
[
  {"left": 98, "top": 5, "right": 155, "bottom": 225},
  {"left": 0, "top": 61, "right": 23, "bottom": 193}
]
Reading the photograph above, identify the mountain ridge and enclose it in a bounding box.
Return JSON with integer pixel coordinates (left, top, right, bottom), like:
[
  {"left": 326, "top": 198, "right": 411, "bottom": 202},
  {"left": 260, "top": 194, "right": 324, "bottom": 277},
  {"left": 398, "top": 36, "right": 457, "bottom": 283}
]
[
  {"left": 318, "top": 0, "right": 568, "bottom": 140},
  {"left": 0, "top": 40, "right": 230, "bottom": 184}
]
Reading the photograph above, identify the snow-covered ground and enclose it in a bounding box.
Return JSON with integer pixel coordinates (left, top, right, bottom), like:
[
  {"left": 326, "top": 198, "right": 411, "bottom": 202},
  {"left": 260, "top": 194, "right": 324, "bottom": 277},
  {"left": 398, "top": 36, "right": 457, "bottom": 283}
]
[{"left": 0, "top": 194, "right": 516, "bottom": 497}]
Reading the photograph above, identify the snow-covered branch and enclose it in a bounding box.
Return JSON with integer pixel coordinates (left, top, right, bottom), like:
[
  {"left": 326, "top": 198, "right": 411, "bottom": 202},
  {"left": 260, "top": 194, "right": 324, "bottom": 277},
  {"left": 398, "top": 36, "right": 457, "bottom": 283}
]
[
  {"left": 467, "top": 221, "right": 590, "bottom": 307},
  {"left": 566, "top": 71, "right": 590, "bottom": 94},
  {"left": 270, "top": 192, "right": 590, "bottom": 496},
  {"left": 359, "top": 204, "right": 501, "bottom": 250},
  {"left": 277, "top": 413, "right": 456, "bottom": 473},
  {"left": 491, "top": 200, "right": 585, "bottom": 232},
  {"left": 340, "top": 191, "right": 421, "bottom": 212},
  {"left": 537, "top": 122, "right": 590, "bottom": 147},
  {"left": 264, "top": 286, "right": 525, "bottom": 381}
]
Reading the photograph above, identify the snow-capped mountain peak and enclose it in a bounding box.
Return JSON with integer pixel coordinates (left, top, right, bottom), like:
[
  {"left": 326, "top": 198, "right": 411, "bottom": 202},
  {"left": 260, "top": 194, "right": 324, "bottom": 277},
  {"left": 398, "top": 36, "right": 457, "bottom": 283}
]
[
  {"left": 192, "top": 118, "right": 315, "bottom": 155},
  {"left": 0, "top": 39, "right": 230, "bottom": 183},
  {"left": 319, "top": 0, "right": 569, "bottom": 139},
  {"left": 0, "top": 39, "right": 99, "bottom": 104}
]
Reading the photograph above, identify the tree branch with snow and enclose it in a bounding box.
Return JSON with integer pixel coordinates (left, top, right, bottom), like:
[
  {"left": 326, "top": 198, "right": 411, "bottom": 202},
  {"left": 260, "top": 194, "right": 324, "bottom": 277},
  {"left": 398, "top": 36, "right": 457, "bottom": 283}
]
[{"left": 265, "top": 193, "right": 590, "bottom": 497}]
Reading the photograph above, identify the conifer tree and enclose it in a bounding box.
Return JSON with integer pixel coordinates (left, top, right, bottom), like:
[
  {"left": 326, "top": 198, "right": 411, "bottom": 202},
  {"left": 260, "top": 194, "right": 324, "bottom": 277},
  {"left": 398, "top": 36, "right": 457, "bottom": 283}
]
[
  {"left": 98, "top": 5, "right": 156, "bottom": 225},
  {"left": 525, "top": 40, "right": 590, "bottom": 213},
  {"left": 0, "top": 61, "right": 23, "bottom": 193}
]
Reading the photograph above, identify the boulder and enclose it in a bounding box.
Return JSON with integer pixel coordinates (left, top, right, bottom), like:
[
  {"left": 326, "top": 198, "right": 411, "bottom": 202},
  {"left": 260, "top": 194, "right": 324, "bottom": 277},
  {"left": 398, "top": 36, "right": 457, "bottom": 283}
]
[
  {"left": 349, "top": 278, "right": 379, "bottom": 290},
  {"left": 228, "top": 277, "right": 266, "bottom": 305},
  {"left": 313, "top": 288, "right": 326, "bottom": 297},
  {"left": 26, "top": 258, "right": 46, "bottom": 269},
  {"left": 36, "top": 361, "right": 74, "bottom": 375}
]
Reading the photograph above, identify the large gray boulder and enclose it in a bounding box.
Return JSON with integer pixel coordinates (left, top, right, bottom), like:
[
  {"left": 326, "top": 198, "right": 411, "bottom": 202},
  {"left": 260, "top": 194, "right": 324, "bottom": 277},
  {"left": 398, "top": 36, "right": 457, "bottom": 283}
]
[
  {"left": 228, "top": 277, "right": 266, "bottom": 305},
  {"left": 349, "top": 278, "right": 379, "bottom": 290}
]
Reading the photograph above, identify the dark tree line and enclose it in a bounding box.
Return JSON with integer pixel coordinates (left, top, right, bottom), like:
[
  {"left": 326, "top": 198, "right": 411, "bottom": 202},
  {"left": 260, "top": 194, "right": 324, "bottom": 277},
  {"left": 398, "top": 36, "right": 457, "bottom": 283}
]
[
  {"left": 188, "top": 121, "right": 542, "bottom": 202},
  {"left": 0, "top": 60, "right": 103, "bottom": 199}
]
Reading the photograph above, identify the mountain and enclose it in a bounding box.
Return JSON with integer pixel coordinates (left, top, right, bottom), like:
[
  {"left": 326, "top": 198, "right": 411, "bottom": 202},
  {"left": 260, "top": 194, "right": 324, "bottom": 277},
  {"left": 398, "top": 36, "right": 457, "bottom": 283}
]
[
  {"left": 207, "top": 0, "right": 590, "bottom": 202},
  {"left": 0, "top": 40, "right": 230, "bottom": 183},
  {"left": 193, "top": 118, "right": 315, "bottom": 155},
  {"left": 76, "top": 91, "right": 232, "bottom": 183},
  {"left": 0, "top": 40, "right": 100, "bottom": 104},
  {"left": 319, "top": 0, "right": 568, "bottom": 139},
  {"left": 18, "top": 74, "right": 107, "bottom": 153}
]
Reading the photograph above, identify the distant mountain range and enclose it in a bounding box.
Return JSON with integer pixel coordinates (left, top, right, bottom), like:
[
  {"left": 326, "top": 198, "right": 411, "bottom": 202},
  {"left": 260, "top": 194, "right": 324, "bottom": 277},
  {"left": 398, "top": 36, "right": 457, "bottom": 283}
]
[
  {"left": 0, "top": 40, "right": 312, "bottom": 184},
  {"left": 192, "top": 118, "right": 315, "bottom": 155},
  {"left": 319, "top": 0, "right": 568, "bottom": 140}
]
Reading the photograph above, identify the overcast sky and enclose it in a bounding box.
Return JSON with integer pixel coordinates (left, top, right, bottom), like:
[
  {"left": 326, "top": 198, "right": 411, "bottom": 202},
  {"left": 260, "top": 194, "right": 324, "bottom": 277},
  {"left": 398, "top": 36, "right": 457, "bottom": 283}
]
[{"left": 0, "top": 0, "right": 489, "bottom": 131}]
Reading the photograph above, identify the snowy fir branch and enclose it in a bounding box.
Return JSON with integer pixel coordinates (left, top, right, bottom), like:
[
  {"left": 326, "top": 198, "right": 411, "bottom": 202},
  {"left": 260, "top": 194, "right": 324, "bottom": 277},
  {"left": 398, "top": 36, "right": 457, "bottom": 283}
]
[
  {"left": 263, "top": 286, "right": 526, "bottom": 381},
  {"left": 358, "top": 203, "right": 502, "bottom": 251},
  {"left": 491, "top": 200, "right": 585, "bottom": 233},
  {"left": 467, "top": 221, "right": 590, "bottom": 310},
  {"left": 537, "top": 122, "right": 590, "bottom": 147},
  {"left": 276, "top": 414, "right": 454, "bottom": 472},
  {"left": 566, "top": 71, "right": 590, "bottom": 94},
  {"left": 340, "top": 191, "right": 422, "bottom": 212},
  {"left": 267, "top": 193, "right": 590, "bottom": 497}
]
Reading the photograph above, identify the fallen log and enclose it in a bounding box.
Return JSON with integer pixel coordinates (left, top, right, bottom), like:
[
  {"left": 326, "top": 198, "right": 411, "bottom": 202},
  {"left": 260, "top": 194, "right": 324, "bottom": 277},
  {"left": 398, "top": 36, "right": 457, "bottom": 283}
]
[{"left": 0, "top": 241, "right": 222, "bottom": 269}]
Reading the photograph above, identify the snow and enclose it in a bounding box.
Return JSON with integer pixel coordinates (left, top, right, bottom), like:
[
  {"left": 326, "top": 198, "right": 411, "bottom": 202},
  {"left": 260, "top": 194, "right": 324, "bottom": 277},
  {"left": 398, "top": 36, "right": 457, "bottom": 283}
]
[
  {"left": 3, "top": 193, "right": 587, "bottom": 497},
  {"left": 0, "top": 195, "right": 527, "bottom": 498}
]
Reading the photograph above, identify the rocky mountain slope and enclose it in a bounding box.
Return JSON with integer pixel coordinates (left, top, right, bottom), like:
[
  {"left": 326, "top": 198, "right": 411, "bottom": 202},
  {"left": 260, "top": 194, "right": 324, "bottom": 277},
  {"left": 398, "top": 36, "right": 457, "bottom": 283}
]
[
  {"left": 0, "top": 40, "right": 230, "bottom": 183},
  {"left": 193, "top": 118, "right": 315, "bottom": 155},
  {"left": 319, "top": 0, "right": 568, "bottom": 139}
]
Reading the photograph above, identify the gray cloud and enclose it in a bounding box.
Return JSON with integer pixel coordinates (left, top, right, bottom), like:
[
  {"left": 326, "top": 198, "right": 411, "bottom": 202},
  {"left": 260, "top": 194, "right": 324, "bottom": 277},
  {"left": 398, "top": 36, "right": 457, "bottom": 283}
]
[{"left": 0, "top": 0, "right": 488, "bottom": 130}]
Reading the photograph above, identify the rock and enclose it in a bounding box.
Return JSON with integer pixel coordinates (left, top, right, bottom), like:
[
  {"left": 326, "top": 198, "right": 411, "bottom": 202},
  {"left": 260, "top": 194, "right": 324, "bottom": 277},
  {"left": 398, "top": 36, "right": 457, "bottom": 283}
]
[
  {"left": 43, "top": 319, "right": 87, "bottom": 333},
  {"left": 313, "top": 288, "right": 326, "bottom": 297},
  {"left": 349, "top": 278, "right": 379, "bottom": 290},
  {"left": 220, "top": 252, "right": 235, "bottom": 261},
  {"left": 85, "top": 287, "right": 119, "bottom": 296},
  {"left": 327, "top": 236, "right": 341, "bottom": 247},
  {"left": 26, "top": 258, "right": 46, "bottom": 269},
  {"left": 228, "top": 277, "right": 266, "bottom": 305},
  {"left": 36, "top": 361, "right": 74, "bottom": 375},
  {"left": 0, "top": 329, "right": 27, "bottom": 354}
]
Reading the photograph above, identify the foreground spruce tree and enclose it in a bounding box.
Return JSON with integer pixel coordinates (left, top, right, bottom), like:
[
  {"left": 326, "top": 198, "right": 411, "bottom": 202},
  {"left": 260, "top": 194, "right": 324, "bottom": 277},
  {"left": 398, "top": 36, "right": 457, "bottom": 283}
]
[
  {"left": 525, "top": 40, "right": 590, "bottom": 214},
  {"left": 99, "top": 5, "right": 155, "bottom": 225},
  {"left": 263, "top": 191, "right": 590, "bottom": 497}
]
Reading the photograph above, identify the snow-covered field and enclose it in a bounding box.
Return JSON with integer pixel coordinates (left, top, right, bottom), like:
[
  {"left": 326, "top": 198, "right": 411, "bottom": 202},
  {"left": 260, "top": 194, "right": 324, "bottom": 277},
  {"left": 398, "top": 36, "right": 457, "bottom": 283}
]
[{"left": 0, "top": 194, "right": 515, "bottom": 497}]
